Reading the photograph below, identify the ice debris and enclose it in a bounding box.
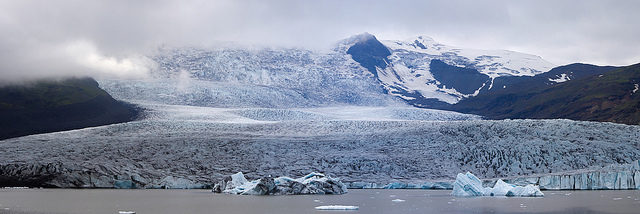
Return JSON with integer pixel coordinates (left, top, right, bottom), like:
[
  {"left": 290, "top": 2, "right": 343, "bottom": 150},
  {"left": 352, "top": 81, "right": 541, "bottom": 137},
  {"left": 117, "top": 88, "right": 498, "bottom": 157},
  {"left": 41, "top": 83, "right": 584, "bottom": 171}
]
[
  {"left": 213, "top": 172, "right": 347, "bottom": 195},
  {"left": 452, "top": 172, "right": 543, "bottom": 197},
  {"left": 315, "top": 205, "right": 359, "bottom": 210}
]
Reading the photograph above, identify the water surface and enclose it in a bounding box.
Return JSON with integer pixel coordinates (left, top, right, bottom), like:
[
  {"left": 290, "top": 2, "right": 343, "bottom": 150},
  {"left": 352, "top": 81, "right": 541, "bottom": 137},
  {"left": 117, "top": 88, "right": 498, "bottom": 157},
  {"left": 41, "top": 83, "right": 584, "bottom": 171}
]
[{"left": 0, "top": 189, "right": 639, "bottom": 214}]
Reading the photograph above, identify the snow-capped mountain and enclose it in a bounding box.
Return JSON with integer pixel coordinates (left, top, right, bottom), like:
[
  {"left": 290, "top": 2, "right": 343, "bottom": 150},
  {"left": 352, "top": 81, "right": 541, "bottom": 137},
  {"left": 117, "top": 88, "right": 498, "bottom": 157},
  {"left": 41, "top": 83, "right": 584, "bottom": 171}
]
[
  {"left": 345, "top": 33, "right": 555, "bottom": 106},
  {"left": 383, "top": 36, "right": 554, "bottom": 78},
  {"left": 101, "top": 33, "right": 557, "bottom": 109}
]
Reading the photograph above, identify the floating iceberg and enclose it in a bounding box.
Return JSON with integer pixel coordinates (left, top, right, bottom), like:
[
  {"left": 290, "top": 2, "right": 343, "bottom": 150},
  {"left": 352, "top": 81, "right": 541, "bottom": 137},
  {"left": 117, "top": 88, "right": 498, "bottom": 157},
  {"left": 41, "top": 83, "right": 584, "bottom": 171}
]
[
  {"left": 452, "top": 172, "right": 543, "bottom": 197},
  {"left": 213, "top": 172, "right": 347, "bottom": 195},
  {"left": 315, "top": 205, "right": 359, "bottom": 210}
]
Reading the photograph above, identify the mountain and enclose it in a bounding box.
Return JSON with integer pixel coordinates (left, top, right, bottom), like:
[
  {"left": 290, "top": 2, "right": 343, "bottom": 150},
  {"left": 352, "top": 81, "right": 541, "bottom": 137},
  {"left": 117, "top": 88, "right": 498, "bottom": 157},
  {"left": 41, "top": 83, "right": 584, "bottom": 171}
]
[
  {"left": 96, "top": 33, "right": 638, "bottom": 125},
  {"left": 0, "top": 77, "right": 140, "bottom": 140},
  {"left": 453, "top": 63, "right": 640, "bottom": 124},
  {"left": 100, "top": 41, "right": 402, "bottom": 108},
  {"left": 476, "top": 63, "right": 619, "bottom": 96},
  {"left": 343, "top": 33, "right": 639, "bottom": 124},
  {"left": 346, "top": 34, "right": 556, "bottom": 107}
]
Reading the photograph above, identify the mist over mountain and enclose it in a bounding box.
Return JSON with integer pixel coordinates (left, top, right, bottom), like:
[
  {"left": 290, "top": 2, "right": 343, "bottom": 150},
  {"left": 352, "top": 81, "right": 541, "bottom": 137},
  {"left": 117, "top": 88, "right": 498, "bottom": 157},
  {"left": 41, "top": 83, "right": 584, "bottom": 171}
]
[{"left": 1, "top": 1, "right": 640, "bottom": 83}]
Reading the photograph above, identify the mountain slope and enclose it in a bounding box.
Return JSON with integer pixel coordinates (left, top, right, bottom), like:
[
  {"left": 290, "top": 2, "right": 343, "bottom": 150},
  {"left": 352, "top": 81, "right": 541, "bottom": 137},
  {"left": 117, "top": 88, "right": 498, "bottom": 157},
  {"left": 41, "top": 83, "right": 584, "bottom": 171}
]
[
  {"left": 454, "top": 63, "right": 640, "bottom": 124},
  {"left": 478, "top": 63, "right": 619, "bottom": 95},
  {"left": 0, "top": 77, "right": 140, "bottom": 140},
  {"left": 346, "top": 34, "right": 555, "bottom": 106}
]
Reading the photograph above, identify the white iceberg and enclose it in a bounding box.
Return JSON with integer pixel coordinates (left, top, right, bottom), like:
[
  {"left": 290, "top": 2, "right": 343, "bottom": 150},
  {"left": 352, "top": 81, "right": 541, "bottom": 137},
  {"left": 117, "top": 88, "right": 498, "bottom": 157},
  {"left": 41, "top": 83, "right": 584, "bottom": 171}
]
[
  {"left": 315, "top": 205, "right": 359, "bottom": 210},
  {"left": 452, "top": 172, "right": 543, "bottom": 197},
  {"left": 214, "top": 172, "right": 347, "bottom": 195}
]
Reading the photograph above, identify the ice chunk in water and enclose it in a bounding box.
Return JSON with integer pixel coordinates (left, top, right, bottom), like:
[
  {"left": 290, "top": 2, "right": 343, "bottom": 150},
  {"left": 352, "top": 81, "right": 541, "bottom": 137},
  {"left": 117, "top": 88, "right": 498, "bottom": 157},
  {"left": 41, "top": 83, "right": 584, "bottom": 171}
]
[
  {"left": 452, "top": 172, "right": 486, "bottom": 197},
  {"left": 315, "top": 205, "right": 359, "bottom": 210},
  {"left": 452, "top": 172, "right": 543, "bottom": 197}
]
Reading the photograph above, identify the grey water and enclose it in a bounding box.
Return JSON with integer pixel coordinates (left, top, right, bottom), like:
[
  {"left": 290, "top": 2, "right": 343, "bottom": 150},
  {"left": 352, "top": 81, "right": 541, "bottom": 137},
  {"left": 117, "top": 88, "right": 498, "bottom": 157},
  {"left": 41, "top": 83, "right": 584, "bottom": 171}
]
[{"left": 0, "top": 189, "right": 639, "bottom": 214}]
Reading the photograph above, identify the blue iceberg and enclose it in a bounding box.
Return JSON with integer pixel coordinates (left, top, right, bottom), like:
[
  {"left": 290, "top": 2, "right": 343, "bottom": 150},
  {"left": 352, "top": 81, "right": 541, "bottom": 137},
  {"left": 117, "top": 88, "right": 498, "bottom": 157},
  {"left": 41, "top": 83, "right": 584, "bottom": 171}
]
[{"left": 452, "top": 172, "right": 543, "bottom": 197}]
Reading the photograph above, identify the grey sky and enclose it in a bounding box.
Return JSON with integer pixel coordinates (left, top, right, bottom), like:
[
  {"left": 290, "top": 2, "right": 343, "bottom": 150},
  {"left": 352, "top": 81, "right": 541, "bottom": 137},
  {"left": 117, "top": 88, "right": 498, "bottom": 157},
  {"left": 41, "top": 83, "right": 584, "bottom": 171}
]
[{"left": 1, "top": 0, "right": 639, "bottom": 81}]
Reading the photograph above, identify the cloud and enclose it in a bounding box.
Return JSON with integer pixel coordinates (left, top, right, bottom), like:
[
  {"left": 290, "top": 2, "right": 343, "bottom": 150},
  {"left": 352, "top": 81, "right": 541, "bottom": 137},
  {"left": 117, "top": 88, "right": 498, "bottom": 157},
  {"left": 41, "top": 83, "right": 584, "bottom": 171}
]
[
  {"left": 63, "top": 40, "right": 152, "bottom": 79},
  {"left": 0, "top": 0, "right": 639, "bottom": 82}
]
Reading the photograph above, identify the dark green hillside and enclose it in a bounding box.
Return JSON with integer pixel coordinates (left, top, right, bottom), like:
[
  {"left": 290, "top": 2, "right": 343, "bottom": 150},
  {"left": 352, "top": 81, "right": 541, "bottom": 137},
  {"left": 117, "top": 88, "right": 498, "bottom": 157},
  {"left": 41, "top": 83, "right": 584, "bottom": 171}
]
[
  {"left": 0, "top": 77, "right": 140, "bottom": 140},
  {"left": 454, "top": 63, "right": 640, "bottom": 125}
]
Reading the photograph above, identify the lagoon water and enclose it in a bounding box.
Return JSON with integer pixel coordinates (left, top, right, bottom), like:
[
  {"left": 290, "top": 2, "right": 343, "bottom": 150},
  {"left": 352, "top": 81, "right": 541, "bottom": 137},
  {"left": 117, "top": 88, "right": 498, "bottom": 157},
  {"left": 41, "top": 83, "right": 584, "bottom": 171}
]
[{"left": 0, "top": 189, "right": 639, "bottom": 214}]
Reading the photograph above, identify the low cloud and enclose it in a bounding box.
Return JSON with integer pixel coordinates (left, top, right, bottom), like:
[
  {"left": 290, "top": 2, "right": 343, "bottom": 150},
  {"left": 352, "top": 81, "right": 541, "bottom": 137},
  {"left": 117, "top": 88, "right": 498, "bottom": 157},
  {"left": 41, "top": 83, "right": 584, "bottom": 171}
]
[
  {"left": 1, "top": 0, "right": 639, "bottom": 83},
  {"left": 63, "top": 41, "right": 152, "bottom": 79}
]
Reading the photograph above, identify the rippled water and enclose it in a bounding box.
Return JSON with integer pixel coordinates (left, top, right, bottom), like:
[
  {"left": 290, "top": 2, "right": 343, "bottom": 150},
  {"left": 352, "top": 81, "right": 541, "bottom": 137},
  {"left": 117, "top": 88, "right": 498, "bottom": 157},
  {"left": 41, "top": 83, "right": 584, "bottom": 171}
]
[{"left": 0, "top": 189, "right": 639, "bottom": 214}]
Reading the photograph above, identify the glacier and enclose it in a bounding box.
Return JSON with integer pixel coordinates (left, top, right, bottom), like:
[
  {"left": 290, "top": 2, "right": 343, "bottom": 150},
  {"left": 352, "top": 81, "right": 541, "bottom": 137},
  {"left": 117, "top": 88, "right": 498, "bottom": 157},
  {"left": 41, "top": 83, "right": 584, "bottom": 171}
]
[
  {"left": 99, "top": 33, "right": 556, "bottom": 109},
  {"left": 213, "top": 172, "right": 347, "bottom": 195},
  {"left": 451, "top": 172, "right": 543, "bottom": 197},
  {"left": 99, "top": 43, "right": 403, "bottom": 108},
  {"left": 349, "top": 161, "right": 640, "bottom": 191},
  {"left": 0, "top": 34, "right": 638, "bottom": 190},
  {"left": 498, "top": 160, "right": 640, "bottom": 190},
  {"left": 1, "top": 103, "right": 639, "bottom": 189}
]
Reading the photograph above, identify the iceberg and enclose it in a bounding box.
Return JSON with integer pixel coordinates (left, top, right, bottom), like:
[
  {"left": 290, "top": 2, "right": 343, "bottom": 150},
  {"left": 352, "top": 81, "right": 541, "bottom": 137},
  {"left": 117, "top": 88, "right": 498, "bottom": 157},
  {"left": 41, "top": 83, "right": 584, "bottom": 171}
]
[
  {"left": 315, "top": 205, "right": 359, "bottom": 210},
  {"left": 213, "top": 172, "right": 347, "bottom": 195},
  {"left": 452, "top": 172, "right": 543, "bottom": 197},
  {"left": 452, "top": 172, "right": 487, "bottom": 197},
  {"left": 506, "top": 185, "right": 545, "bottom": 197}
]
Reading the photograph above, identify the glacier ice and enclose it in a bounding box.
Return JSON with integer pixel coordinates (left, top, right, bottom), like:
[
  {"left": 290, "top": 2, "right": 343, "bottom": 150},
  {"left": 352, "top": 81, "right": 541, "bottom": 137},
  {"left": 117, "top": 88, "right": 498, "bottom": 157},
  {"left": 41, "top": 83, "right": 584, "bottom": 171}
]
[
  {"left": 506, "top": 185, "right": 545, "bottom": 197},
  {"left": 214, "top": 172, "right": 347, "bottom": 195},
  {"left": 452, "top": 172, "right": 486, "bottom": 197},
  {"left": 502, "top": 160, "right": 640, "bottom": 190},
  {"left": 486, "top": 179, "right": 514, "bottom": 196},
  {"left": 452, "top": 172, "right": 543, "bottom": 197},
  {"left": 1, "top": 103, "right": 640, "bottom": 189}
]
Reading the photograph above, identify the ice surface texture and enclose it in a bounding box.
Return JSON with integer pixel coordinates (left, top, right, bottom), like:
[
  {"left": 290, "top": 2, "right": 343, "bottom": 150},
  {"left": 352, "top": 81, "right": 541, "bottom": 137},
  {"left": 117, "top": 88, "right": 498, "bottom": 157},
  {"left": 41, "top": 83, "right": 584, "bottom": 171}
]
[
  {"left": 99, "top": 46, "right": 402, "bottom": 108},
  {"left": 1, "top": 104, "right": 639, "bottom": 188},
  {"left": 452, "top": 172, "right": 543, "bottom": 197}
]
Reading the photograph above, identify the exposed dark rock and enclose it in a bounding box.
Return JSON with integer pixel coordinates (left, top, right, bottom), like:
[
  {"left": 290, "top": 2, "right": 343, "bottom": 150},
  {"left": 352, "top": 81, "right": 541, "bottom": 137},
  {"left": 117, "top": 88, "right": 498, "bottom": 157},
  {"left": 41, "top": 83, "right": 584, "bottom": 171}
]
[{"left": 0, "top": 77, "right": 141, "bottom": 140}]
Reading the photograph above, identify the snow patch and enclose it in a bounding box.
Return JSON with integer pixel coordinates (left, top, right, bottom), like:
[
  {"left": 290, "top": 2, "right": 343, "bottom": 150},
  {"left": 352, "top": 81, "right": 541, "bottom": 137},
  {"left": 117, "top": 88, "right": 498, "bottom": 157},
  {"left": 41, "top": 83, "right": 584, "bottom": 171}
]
[
  {"left": 379, "top": 36, "right": 554, "bottom": 104},
  {"left": 383, "top": 36, "right": 554, "bottom": 78},
  {"left": 548, "top": 73, "right": 571, "bottom": 83}
]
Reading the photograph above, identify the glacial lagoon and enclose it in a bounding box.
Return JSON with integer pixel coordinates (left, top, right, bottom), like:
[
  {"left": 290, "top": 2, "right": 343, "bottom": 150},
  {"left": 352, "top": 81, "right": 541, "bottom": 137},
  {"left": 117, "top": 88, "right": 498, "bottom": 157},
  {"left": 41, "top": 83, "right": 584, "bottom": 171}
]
[{"left": 0, "top": 189, "right": 638, "bottom": 214}]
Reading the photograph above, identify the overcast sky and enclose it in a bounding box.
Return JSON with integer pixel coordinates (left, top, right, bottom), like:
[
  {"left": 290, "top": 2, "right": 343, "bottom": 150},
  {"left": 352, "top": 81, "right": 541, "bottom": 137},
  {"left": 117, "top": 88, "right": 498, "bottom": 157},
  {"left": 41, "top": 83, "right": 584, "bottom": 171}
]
[{"left": 1, "top": 0, "right": 639, "bottom": 81}]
